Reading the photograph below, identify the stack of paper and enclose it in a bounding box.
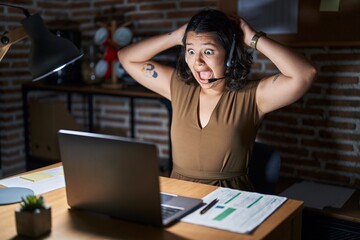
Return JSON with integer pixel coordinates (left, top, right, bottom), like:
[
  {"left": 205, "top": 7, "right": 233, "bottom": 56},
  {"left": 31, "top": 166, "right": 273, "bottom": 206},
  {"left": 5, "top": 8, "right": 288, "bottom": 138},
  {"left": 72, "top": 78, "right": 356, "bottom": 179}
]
[
  {"left": 0, "top": 166, "right": 65, "bottom": 195},
  {"left": 181, "top": 187, "right": 287, "bottom": 234}
]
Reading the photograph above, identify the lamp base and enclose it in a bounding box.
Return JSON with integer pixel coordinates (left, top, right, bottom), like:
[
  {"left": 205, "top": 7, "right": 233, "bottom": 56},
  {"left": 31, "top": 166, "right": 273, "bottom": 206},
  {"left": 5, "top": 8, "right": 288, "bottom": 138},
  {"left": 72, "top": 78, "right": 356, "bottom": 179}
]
[{"left": 0, "top": 187, "right": 34, "bottom": 205}]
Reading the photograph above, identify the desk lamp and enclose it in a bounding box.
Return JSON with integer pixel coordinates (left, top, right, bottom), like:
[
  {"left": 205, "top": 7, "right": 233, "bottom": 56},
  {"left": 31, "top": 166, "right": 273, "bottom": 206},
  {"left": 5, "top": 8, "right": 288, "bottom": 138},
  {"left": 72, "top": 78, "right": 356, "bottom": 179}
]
[
  {"left": 0, "top": 2, "right": 83, "bottom": 81},
  {"left": 0, "top": 2, "right": 83, "bottom": 205}
]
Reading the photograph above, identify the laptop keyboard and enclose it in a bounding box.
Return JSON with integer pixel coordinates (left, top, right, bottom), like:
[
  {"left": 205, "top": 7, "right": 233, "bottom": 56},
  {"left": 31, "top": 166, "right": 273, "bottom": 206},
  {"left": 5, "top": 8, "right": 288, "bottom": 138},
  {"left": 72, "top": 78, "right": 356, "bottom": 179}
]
[{"left": 161, "top": 205, "right": 182, "bottom": 219}]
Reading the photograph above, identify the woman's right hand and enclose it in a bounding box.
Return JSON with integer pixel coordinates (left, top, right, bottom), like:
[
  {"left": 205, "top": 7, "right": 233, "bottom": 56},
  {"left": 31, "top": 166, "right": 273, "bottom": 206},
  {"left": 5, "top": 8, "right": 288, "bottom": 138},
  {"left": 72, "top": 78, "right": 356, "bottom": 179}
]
[{"left": 171, "top": 24, "right": 187, "bottom": 46}]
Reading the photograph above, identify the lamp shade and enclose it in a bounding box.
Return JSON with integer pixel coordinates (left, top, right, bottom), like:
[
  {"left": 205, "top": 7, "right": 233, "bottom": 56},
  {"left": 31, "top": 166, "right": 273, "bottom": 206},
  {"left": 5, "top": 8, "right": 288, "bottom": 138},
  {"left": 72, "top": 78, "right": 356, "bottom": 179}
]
[{"left": 21, "top": 14, "right": 83, "bottom": 81}]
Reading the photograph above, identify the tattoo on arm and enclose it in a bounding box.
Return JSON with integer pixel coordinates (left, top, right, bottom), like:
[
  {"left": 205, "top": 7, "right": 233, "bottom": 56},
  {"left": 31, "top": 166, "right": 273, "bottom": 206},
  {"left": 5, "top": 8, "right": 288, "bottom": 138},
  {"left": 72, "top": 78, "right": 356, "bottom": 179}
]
[
  {"left": 141, "top": 63, "right": 158, "bottom": 78},
  {"left": 272, "top": 74, "right": 280, "bottom": 83}
]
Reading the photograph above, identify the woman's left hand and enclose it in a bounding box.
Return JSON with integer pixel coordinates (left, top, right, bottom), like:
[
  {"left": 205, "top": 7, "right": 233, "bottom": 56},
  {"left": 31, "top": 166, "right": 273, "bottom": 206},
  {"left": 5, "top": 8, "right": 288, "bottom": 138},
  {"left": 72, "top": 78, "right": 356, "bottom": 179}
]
[{"left": 238, "top": 17, "right": 256, "bottom": 47}]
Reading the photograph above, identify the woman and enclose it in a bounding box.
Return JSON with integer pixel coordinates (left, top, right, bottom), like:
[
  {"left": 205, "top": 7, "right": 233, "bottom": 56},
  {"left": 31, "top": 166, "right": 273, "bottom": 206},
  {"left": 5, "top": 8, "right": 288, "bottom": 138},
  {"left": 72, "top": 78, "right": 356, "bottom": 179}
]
[{"left": 118, "top": 9, "right": 316, "bottom": 190}]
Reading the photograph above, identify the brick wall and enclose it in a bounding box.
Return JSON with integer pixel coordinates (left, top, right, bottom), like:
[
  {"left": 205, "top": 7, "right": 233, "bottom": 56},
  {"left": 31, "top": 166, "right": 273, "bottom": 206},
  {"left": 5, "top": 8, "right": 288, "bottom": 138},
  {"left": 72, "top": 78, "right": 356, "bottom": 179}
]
[
  {"left": 0, "top": 1, "right": 359, "bottom": 188},
  {"left": 254, "top": 48, "right": 360, "bottom": 187}
]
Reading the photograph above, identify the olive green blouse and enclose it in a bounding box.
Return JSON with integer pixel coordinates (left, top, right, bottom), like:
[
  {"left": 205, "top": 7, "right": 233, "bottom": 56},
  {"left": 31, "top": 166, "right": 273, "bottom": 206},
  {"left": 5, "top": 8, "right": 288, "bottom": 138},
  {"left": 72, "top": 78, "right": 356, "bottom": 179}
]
[{"left": 170, "top": 73, "right": 261, "bottom": 191}]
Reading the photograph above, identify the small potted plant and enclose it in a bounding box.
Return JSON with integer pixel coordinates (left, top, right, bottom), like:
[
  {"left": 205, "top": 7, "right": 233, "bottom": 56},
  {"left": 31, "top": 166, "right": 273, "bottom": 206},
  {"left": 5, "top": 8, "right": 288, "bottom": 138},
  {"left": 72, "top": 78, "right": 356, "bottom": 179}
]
[{"left": 15, "top": 195, "right": 51, "bottom": 238}]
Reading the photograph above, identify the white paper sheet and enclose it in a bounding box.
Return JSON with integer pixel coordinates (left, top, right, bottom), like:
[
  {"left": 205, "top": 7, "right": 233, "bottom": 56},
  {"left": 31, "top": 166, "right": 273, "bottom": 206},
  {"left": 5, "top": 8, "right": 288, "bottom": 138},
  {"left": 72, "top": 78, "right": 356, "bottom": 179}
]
[
  {"left": 181, "top": 187, "right": 287, "bottom": 234},
  {"left": 0, "top": 166, "right": 65, "bottom": 195},
  {"left": 280, "top": 181, "right": 355, "bottom": 209}
]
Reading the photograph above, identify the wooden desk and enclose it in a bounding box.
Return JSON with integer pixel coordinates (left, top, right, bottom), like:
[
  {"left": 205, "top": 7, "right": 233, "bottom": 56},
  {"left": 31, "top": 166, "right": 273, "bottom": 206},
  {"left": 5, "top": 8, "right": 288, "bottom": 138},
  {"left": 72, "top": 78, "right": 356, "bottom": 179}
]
[{"left": 0, "top": 164, "right": 303, "bottom": 240}]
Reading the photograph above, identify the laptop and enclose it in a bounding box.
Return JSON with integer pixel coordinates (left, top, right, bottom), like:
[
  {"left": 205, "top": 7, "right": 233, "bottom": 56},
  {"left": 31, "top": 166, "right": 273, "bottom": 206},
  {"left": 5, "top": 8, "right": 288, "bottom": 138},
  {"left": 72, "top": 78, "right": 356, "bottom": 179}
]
[{"left": 58, "top": 129, "right": 203, "bottom": 227}]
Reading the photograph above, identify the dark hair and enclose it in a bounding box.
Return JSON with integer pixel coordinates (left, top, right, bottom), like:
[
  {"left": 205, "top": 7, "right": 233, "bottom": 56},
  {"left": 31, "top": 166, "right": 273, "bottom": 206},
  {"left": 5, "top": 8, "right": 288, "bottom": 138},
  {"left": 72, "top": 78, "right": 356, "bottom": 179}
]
[{"left": 176, "top": 9, "right": 253, "bottom": 91}]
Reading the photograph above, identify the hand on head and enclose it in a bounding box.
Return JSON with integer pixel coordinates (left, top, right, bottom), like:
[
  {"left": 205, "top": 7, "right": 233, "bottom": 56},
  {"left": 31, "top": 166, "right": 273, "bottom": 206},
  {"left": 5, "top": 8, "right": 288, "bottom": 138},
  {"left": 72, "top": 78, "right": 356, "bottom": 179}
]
[
  {"left": 172, "top": 24, "right": 188, "bottom": 45},
  {"left": 238, "top": 18, "right": 256, "bottom": 48},
  {"left": 230, "top": 15, "right": 256, "bottom": 46}
]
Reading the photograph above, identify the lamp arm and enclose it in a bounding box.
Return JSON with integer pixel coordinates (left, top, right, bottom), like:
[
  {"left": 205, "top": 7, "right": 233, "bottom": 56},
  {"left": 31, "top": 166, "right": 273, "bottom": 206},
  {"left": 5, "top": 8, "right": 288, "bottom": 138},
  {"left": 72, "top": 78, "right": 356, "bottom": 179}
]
[
  {"left": 0, "top": 2, "right": 30, "bottom": 17},
  {"left": 0, "top": 44, "right": 10, "bottom": 62},
  {"left": 0, "top": 27, "right": 28, "bottom": 62}
]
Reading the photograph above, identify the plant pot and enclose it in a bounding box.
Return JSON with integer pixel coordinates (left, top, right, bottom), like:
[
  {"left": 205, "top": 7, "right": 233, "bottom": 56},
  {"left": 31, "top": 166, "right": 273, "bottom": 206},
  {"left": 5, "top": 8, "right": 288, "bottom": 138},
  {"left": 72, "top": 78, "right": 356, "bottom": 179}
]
[{"left": 15, "top": 206, "right": 52, "bottom": 238}]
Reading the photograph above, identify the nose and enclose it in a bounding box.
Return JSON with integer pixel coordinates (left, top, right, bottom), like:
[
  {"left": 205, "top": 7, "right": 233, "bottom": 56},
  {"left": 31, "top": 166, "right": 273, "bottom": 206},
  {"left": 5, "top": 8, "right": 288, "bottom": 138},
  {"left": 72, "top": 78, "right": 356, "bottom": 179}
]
[{"left": 195, "top": 53, "right": 205, "bottom": 66}]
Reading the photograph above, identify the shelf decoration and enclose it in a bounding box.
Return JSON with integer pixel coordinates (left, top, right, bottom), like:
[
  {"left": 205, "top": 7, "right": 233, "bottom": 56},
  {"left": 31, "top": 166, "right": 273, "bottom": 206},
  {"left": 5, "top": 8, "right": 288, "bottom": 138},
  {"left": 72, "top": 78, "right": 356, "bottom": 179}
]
[{"left": 94, "top": 20, "right": 133, "bottom": 89}]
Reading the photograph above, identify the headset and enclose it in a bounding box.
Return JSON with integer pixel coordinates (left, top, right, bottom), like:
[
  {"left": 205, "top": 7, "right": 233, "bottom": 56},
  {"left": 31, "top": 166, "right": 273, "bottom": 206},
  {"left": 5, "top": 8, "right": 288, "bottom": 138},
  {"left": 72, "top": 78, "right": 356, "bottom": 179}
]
[
  {"left": 226, "top": 34, "right": 236, "bottom": 68},
  {"left": 208, "top": 34, "right": 236, "bottom": 83}
]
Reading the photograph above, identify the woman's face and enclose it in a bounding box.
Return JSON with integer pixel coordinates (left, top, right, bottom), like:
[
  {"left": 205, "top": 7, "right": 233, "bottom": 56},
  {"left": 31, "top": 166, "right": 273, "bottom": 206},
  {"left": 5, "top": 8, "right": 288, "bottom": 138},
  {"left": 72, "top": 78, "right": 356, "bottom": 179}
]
[{"left": 185, "top": 31, "right": 226, "bottom": 88}]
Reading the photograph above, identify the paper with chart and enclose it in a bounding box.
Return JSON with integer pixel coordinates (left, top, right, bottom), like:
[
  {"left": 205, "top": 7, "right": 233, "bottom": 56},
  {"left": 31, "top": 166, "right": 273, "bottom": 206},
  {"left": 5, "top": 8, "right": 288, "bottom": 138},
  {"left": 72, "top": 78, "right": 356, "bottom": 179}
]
[
  {"left": 0, "top": 166, "right": 65, "bottom": 195},
  {"left": 181, "top": 187, "right": 287, "bottom": 234}
]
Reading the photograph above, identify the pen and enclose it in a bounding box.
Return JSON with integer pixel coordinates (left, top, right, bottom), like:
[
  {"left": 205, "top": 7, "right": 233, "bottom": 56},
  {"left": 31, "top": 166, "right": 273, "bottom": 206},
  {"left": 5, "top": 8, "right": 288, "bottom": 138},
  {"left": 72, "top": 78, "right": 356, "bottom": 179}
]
[{"left": 200, "top": 198, "right": 219, "bottom": 215}]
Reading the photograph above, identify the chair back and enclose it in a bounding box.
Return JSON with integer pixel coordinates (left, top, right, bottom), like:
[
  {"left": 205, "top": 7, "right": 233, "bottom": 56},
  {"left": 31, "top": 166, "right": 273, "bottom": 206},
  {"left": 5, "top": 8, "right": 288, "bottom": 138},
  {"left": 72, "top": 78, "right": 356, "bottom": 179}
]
[{"left": 249, "top": 142, "right": 281, "bottom": 194}]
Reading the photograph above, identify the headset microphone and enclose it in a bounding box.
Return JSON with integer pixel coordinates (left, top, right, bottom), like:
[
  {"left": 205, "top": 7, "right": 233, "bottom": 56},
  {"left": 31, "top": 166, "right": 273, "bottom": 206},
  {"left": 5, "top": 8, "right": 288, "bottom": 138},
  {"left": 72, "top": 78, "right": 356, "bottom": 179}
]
[
  {"left": 208, "top": 35, "right": 235, "bottom": 83},
  {"left": 208, "top": 76, "right": 225, "bottom": 83}
]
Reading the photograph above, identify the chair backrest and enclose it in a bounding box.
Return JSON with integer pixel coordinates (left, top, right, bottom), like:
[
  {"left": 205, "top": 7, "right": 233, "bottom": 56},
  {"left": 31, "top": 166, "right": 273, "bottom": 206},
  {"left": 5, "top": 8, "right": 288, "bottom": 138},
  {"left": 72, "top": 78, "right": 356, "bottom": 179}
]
[{"left": 249, "top": 142, "right": 281, "bottom": 194}]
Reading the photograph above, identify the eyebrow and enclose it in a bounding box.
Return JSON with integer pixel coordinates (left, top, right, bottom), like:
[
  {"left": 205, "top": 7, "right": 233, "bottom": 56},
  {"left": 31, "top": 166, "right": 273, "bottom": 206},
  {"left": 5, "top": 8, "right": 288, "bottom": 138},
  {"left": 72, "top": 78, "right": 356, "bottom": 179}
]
[{"left": 186, "top": 42, "right": 217, "bottom": 47}]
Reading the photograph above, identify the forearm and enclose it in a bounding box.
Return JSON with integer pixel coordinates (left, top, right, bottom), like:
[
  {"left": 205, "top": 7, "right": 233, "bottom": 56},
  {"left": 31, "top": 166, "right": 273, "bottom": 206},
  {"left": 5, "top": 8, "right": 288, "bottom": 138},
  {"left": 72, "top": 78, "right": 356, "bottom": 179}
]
[
  {"left": 116, "top": 27, "right": 185, "bottom": 100},
  {"left": 255, "top": 36, "right": 316, "bottom": 84},
  {"left": 253, "top": 35, "right": 317, "bottom": 114}
]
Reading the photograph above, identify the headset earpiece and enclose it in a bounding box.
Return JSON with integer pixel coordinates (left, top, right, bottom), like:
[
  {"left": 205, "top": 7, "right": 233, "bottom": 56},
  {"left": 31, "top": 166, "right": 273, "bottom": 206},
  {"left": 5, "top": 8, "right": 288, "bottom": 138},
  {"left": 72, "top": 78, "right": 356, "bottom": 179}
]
[{"left": 226, "top": 34, "right": 236, "bottom": 68}]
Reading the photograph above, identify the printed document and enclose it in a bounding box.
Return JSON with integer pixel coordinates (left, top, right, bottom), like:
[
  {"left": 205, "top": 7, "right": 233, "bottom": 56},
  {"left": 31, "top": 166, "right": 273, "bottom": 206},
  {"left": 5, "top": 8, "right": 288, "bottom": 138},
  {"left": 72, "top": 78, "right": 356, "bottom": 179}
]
[
  {"left": 0, "top": 166, "right": 65, "bottom": 195},
  {"left": 181, "top": 187, "right": 287, "bottom": 234}
]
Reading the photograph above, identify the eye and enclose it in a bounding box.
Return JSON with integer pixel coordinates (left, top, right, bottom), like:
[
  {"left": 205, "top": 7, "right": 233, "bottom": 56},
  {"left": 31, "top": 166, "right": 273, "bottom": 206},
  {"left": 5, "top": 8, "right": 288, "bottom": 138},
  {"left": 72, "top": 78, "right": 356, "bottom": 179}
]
[
  {"left": 204, "top": 49, "right": 214, "bottom": 55},
  {"left": 187, "top": 49, "right": 195, "bottom": 55}
]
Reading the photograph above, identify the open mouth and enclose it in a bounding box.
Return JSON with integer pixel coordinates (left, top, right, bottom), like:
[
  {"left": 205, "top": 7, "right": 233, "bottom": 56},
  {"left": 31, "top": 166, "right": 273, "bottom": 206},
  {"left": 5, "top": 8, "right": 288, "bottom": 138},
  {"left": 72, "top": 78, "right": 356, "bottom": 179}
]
[{"left": 198, "top": 71, "right": 213, "bottom": 83}]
